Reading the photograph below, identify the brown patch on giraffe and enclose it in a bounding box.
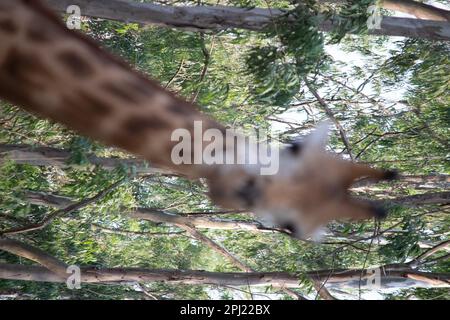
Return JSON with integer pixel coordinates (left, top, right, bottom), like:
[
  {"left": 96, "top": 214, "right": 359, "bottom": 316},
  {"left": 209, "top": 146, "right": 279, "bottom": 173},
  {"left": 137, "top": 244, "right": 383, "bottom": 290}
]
[
  {"left": 77, "top": 91, "right": 113, "bottom": 117},
  {"left": 0, "top": 19, "right": 17, "bottom": 33},
  {"left": 0, "top": 82, "right": 43, "bottom": 115},
  {"left": 124, "top": 117, "right": 169, "bottom": 135},
  {"left": 57, "top": 51, "right": 94, "bottom": 78},
  {"left": 101, "top": 82, "right": 141, "bottom": 105},
  {"left": 1, "top": 47, "right": 53, "bottom": 88},
  {"left": 124, "top": 78, "right": 155, "bottom": 98},
  {"left": 109, "top": 131, "right": 144, "bottom": 153},
  {"left": 167, "top": 102, "right": 194, "bottom": 116},
  {"left": 0, "top": 2, "right": 16, "bottom": 11},
  {"left": 39, "top": 96, "right": 100, "bottom": 134},
  {"left": 217, "top": 125, "right": 228, "bottom": 136},
  {"left": 27, "top": 25, "right": 53, "bottom": 43},
  {"left": 2, "top": 48, "right": 30, "bottom": 78}
]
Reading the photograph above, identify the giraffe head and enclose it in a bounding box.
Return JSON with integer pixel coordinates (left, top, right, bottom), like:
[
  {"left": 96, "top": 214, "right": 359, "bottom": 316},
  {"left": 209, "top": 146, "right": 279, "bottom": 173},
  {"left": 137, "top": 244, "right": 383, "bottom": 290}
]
[{"left": 206, "top": 123, "right": 397, "bottom": 238}]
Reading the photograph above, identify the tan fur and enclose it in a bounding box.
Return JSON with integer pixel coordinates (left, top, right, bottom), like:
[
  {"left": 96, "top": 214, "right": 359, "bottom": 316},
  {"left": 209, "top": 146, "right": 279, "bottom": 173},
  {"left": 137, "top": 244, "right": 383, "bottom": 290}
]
[
  {"left": 208, "top": 145, "right": 391, "bottom": 236},
  {"left": 0, "top": 0, "right": 224, "bottom": 176}
]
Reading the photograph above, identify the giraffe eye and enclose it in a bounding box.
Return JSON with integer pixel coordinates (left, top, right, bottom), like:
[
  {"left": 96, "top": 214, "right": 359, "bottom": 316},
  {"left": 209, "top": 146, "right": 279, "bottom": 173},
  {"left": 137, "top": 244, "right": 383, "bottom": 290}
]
[
  {"left": 234, "top": 177, "right": 261, "bottom": 208},
  {"left": 279, "top": 220, "right": 303, "bottom": 239},
  {"left": 281, "top": 221, "right": 298, "bottom": 234},
  {"left": 287, "top": 141, "right": 303, "bottom": 155}
]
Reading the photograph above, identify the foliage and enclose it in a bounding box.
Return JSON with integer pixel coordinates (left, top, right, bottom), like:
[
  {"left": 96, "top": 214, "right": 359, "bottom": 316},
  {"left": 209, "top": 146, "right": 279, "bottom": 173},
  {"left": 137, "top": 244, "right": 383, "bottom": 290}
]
[
  {"left": 245, "top": 0, "right": 326, "bottom": 107},
  {"left": 0, "top": 0, "right": 449, "bottom": 300},
  {"left": 326, "top": 0, "right": 377, "bottom": 43}
]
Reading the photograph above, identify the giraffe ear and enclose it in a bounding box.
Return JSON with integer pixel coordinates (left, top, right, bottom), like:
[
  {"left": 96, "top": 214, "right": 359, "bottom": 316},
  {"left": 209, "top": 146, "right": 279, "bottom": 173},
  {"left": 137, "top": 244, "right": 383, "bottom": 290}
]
[{"left": 304, "top": 121, "right": 330, "bottom": 150}]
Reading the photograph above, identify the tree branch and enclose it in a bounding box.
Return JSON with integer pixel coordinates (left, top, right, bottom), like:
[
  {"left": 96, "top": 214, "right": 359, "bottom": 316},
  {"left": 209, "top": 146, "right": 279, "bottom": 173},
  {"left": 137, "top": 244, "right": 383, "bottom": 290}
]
[
  {"left": 390, "top": 191, "right": 450, "bottom": 206},
  {"left": 0, "top": 179, "right": 124, "bottom": 235},
  {"left": 312, "top": 279, "right": 338, "bottom": 300},
  {"left": 304, "top": 80, "right": 355, "bottom": 161},
  {"left": 0, "top": 263, "right": 448, "bottom": 288},
  {"left": 43, "top": 0, "right": 450, "bottom": 41},
  {"left": 0, "top": 144, "right": 169, "bottom": 175},
  {"left": 408, "top": 240, "right": 450, "bottom": 268},
  {"left": 2, "top": 238, "right": 448, "bottom": 290},
  {"left": 19, "top": 191, "right": 305, "bottom": 298},
  {"left": 191, "top": 34, "right": 214, "bottom": 103},
  {"left": 382, "top": 0, "right": 450, "bottom": 22},
  {"left": 0, "top": 238, "right": 68, "bottom": 277}
]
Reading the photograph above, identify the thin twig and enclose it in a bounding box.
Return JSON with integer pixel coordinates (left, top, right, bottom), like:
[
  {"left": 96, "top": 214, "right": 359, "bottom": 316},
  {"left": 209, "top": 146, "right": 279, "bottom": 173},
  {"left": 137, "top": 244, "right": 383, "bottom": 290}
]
[
  {"left": 164, "top": 58, "right": 185, "bottom": 89},
  {"left": 358, "top": 221, "right": 378, "bottom": 300},
  {"left": 408, "top": 240, "right": 450, "bottom": 268},
  {"left": 0, "top": 179, "right": 124, "bottom": 235},
  {"left": 191, "top": 33, "right": 215, "bottom": 103},
  {"left": 304, "top": 79, "right": 355, "bottom": 161}
]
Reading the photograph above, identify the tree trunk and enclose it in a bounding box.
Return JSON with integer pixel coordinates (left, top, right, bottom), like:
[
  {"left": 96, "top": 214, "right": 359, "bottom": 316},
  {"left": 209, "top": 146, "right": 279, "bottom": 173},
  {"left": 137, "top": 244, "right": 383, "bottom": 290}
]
[
  {"left": 323, "top": 0, "right": 450, "bottom": 21},
  {"left": 22, "top": 191, "right": 278, "bottom": 232},
  {"left": 382, "top": 0, "right": 450, "bottom": 22},
  {"left": 43, "top": 0, "right": 450, "bottom": 41},
  {"left": 0, "top": 263, "right": 448, "bottom": 289},
  {"left": 0, "top": 239, "right": 68, "bottom": 277},
  {"left": 391, "top": 191, "right": 450, "bottom": 206},
  {"left": 2, "top": 238, "right": 447, "bottom": 289},
  {"left": 353, "top": 174, "right": 450, "bottom": 187},
  {"left": 0, "top": 144, "right": 167, "bottom": 174}
]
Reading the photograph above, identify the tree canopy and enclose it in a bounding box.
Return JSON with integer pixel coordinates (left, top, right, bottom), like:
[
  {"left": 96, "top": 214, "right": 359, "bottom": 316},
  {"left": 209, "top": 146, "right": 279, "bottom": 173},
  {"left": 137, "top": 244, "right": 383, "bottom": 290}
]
[{"left": 0, "top": 0, "right": 449, "bottom": 300}]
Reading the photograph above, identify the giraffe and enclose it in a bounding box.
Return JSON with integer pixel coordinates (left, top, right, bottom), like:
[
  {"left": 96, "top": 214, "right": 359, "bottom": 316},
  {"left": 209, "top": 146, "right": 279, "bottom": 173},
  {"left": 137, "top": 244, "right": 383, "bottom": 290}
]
[{"left": 0, "top": 0, "right": 397, "bottom": 237}]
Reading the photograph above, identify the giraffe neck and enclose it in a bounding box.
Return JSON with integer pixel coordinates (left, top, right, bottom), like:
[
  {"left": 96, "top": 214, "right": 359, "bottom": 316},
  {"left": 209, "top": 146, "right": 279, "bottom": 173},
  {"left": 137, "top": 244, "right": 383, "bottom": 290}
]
[{"left": 0, "top": 0, "right": 227, "bottom": 177}]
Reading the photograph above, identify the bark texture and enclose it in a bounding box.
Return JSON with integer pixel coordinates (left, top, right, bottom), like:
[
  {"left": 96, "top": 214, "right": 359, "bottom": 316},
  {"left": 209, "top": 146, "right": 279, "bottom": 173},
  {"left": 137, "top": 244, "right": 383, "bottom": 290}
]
[
  {"left": 43, "top": 0, "right": 450, "bottom": 40},
  {"left": 0, "top": 263, "right": 448, "bottom": 288},
  {"left": 382, "top": 0, "right": 450, "bottom": 21},
  {"left": 0, "top": 144, "right": 167, "bottom": 174}
]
